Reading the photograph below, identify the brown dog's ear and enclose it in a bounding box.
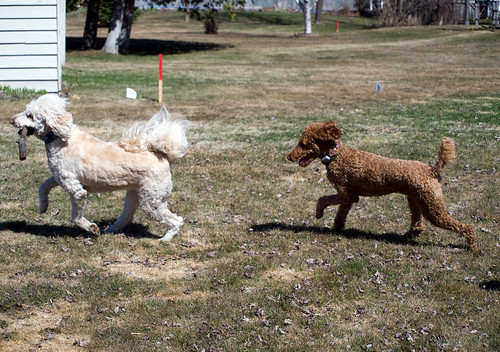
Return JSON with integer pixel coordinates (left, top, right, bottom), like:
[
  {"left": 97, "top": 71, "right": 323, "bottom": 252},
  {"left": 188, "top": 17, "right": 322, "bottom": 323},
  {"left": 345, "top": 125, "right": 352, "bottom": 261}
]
[{"left": 316, "top": 121, "right": 343, "bottom": 141}]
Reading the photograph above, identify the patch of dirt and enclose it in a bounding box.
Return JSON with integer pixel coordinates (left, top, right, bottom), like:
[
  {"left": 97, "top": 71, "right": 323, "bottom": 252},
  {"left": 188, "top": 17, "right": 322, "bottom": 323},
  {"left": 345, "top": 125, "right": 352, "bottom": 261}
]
[
  {"left": 102, "top": 256, "right": 201, "bottom": 282},
  {"left": 0, "top": 301, "right": 91, "bottom": 352},
  {"left": 263, "top": 268, "right": 310, "bottom": 282}
]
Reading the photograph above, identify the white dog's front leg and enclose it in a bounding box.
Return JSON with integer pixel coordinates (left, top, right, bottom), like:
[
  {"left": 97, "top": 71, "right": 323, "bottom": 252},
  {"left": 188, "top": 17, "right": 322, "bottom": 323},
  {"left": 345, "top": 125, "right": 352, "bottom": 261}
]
[
  {"left": 39, "top": 176, "right": 59, "bottom": 213},
  {"left": 59, "top": 178, "right": 99, "bottom": 235},
  {"left": 70, "top": 194, "right": 100, "bottom": 235}
]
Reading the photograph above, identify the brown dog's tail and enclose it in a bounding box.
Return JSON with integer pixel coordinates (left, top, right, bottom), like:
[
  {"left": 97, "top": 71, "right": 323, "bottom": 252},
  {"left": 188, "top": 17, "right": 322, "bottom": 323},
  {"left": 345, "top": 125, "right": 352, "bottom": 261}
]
[{"left": 432, "top": 137, "right": 457, "bottom": 177}]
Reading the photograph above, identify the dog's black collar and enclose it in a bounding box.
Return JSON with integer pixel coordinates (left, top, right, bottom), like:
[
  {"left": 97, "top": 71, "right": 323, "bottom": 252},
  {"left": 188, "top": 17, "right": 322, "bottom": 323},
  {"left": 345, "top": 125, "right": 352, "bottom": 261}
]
[
  {"left": 41, "top": 131, "right": 59, "bottom": 144},
  {"left": 321, "top": 142, "right": 343, "bottom": 165}
]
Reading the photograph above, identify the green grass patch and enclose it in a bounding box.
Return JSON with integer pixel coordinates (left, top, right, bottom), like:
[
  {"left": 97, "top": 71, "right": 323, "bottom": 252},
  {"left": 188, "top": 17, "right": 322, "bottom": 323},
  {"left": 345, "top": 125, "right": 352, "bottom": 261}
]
[{"left": 0, "top": 86, "right": 47, "bottom": 100}]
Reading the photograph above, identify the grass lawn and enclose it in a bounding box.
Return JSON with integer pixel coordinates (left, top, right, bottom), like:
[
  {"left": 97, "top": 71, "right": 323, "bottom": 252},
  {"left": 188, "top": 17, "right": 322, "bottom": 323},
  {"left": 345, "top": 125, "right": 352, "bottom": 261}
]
[{"left": 0, "top": 10, "right": 499, "bottom": 352}]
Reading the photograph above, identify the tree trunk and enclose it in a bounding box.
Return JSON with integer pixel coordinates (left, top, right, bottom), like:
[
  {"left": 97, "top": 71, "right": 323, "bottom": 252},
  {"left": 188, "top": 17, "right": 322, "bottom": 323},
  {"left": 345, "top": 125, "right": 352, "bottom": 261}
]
[
  {"left": 82, "top": 0, "right": 100, "bottom": 50},
  {"left": 314, "top": 0, "right": 323, "bottom": 24},
  {"left": 492, "top": 0, "right": 500, "bottom": 28},
  {"left": 118, "top": 0, "right": 135, "bottom": 54},
  {"left": 298, "top": 0, "right": 313, "bottom": 34},
  {"left": 464, "top": 0, "right": 470, "bottom": 25},
  {"left": 102, "top": 0, "right": 124, "bottom": 54},
  {"left": 184, "top": 0, "right": 190, "bottom": 22}
]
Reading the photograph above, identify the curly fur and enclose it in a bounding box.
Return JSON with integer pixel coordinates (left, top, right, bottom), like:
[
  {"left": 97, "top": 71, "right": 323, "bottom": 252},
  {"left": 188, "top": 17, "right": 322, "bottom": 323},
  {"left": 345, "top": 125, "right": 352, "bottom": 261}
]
[
  {"left": 287, "top": 121, "right": 477, "bottom": 251},
  {"left": 10, "top": 94, "right": 191, "bottom": 241},
  {"left": 118, "top": 105, "right": 190, "bottom": 162}
]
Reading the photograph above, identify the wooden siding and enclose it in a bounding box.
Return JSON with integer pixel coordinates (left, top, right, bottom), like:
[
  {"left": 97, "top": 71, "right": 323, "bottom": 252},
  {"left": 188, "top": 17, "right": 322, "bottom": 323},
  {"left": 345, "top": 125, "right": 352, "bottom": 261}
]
[{"left": 0, "top": 0, "right": 65, "bottom": 93}]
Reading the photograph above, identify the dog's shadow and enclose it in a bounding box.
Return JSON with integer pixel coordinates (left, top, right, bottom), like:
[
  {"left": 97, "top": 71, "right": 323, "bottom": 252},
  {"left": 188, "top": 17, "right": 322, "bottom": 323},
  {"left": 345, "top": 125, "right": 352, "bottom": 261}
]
[
  {"left": 0, "top": 220, "right": 159, "bottom": 240},
  {"left": 250, "top": 222, "right": 461, "bottom": 249}
]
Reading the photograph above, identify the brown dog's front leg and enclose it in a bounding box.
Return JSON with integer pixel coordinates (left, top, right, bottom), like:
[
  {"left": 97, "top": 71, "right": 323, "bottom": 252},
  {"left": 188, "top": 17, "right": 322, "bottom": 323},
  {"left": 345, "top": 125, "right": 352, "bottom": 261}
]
[
  {"left": 333, "top": 203, "right": 354, "bottom": 232},
  {"left": 316, "top": 194, "right": 358, "bottom": 219},
  {"left": 316, "top": 195, "right": 338, "bottom": 219}
]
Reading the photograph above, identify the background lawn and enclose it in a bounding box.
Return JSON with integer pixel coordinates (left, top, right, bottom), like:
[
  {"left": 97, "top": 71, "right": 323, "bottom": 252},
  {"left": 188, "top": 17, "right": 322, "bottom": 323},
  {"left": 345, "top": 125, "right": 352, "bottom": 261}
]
[{"left": 0, "top": 10, "right": 499, "bottom": 352}]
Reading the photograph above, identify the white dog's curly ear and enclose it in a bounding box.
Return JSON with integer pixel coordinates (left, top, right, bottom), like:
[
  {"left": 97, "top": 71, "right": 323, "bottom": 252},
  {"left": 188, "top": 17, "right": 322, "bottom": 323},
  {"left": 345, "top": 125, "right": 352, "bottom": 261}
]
[{"left": 45, "top": 111, "right": 73, "bottom": 140}]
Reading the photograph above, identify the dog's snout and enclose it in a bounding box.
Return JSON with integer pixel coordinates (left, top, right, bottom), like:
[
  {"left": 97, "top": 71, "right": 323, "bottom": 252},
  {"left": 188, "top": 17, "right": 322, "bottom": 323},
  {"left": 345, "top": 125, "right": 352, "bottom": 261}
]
[{"left": 10, "top": 117, "right": 15, "bottom": 125}]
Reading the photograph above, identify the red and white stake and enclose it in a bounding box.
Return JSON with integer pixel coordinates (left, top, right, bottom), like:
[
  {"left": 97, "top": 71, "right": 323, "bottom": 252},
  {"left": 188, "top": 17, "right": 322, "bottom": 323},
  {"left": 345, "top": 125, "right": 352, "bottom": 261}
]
[{"left": 159, "top": 53, "right": 163, "bottom": 104}]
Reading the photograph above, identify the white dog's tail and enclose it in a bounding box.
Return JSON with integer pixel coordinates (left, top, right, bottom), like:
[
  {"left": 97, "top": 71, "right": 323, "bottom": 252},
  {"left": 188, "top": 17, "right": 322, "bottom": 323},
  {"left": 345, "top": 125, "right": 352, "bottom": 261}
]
[{"left": 118, "top": 105, "right": 191, "bottom": 162}]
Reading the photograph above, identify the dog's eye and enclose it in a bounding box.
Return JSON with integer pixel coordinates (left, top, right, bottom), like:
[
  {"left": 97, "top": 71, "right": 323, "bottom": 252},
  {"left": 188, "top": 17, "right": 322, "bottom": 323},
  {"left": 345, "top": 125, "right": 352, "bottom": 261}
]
[{"left": 26, "top": 113, "right": 33, "bottom": 120}]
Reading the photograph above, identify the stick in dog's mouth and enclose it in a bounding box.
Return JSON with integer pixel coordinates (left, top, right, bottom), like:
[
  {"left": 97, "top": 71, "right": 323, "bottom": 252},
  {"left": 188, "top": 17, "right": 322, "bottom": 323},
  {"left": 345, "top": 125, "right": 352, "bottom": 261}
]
[{"left": 17, "top": 127, "right": 28, "bottom": 160}]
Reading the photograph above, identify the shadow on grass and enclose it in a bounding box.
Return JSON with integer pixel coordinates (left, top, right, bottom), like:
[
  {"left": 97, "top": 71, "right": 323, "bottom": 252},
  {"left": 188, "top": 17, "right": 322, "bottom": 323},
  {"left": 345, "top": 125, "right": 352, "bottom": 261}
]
[
  {"left": 250, "top": 222, "right": 436, "bottom": 248},
  {"left": 479, "top": 280, "right": 500, "bottom": 291},
  {"left": 0, "top": 220, "right": 158, "bottom": 240},
  {"left": 66, "top": 37, "right": 230, "bottom": 56}
]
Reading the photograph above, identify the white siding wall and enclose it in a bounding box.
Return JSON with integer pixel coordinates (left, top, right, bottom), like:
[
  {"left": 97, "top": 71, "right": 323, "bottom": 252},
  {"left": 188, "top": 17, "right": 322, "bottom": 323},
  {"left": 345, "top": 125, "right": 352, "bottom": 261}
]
[{"left": 0, "top": 0, "right": 65, "bottom": 93}]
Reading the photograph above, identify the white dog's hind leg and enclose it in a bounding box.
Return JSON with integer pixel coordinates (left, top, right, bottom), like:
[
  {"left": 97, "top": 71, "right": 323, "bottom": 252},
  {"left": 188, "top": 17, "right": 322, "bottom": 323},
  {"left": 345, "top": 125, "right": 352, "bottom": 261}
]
[
  {"left": 105, "top": 190, "right": 139, "bottom": 233},
  {"left": 39, "top": 176, "right": 59, "bottom": 213},
  {"left": 158, "top": 209, "right": 184, "bottom": 241},
  {"left": 140, "top": 198, "right": 183, "bottom": 241}
]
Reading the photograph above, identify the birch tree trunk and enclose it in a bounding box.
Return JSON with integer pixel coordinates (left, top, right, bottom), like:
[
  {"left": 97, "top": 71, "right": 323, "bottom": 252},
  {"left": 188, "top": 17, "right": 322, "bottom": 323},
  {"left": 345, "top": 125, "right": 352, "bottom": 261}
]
[
  {"left": 304, "top": 0, "right": 312, "bottom": 34},
  {"left": 297, "top": 0, "right": 313, "bottom": 34},
  {"left": 102, "top": 0, "right": 124, "bottom": 54}
]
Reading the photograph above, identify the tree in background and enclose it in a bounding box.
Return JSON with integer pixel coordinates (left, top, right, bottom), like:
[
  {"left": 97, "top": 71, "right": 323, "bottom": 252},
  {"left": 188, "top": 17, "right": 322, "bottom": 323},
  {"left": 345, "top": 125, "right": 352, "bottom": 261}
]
[
  {"left": 82, "top": 0, "right": 100, "bottom": 49},
  {"left": 377, "top": 0, "right": 456, "bottom": 26},
  {"left": 314, "top": 0, "right": 324, "bottom": 24},
  {"left": 79, "top": 0, "right": 141, "bottom": 54},
  {"left": 296, "top": 0, "right": 317, "bottom": 34},
  {"left": 184, "top": 0, "right": 245, "bottom": 34},
  {"left": 66, "top": 0, "right": 81, "bottom": 12},
  {"left": 101, "top": 0, "right": 135, "bottom": 54}
]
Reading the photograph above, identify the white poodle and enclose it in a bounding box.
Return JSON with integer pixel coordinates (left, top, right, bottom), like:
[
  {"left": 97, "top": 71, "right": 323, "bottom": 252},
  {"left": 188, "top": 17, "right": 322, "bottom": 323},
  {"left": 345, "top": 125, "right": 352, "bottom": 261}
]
[{"left": 10, "top": 94, "right": 191, "bottom": 241}]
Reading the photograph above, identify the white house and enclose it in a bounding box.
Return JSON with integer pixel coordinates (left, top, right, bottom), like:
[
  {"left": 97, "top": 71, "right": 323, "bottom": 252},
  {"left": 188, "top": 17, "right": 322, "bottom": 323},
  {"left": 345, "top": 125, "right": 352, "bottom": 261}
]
[{"left": 0, "top": 0, "right": 66, "bottom": 93}]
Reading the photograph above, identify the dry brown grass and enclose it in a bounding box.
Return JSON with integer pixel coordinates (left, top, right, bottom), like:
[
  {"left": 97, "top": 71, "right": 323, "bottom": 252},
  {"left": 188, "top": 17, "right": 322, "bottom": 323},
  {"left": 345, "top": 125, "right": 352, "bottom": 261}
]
[{"left": 0, "top": 10, "right": 499, "bottom": 352}]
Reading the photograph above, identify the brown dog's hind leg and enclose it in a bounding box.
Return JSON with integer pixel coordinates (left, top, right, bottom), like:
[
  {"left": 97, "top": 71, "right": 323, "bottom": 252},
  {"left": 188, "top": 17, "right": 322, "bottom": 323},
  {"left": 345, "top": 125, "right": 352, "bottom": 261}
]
[
  {"left": 404, "top": 196, "right": 426, "bottom": 239},
  {"left": 421, "top": 199, "right": 478, "bottom": 251}
]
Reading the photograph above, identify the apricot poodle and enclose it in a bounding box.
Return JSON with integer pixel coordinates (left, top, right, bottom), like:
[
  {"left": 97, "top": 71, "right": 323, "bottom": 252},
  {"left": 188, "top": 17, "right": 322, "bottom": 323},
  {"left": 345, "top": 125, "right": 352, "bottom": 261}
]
[
  {"left": 287, "top": 121, "right": 477, "bottom": 250},
  {"left": 10, "top": 94, "right": 191, "bottom": 241}
]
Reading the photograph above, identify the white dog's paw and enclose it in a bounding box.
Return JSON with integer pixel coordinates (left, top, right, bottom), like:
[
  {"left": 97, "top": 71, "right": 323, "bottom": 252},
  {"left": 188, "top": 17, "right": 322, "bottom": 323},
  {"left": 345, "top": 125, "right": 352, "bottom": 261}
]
[
  {"left": 158, "top": 229, "right": 179, "bottom": 242},
  {"left": 74, "top": 218, "right": 100, "bottom": 236}
]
